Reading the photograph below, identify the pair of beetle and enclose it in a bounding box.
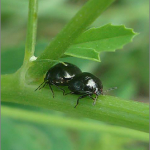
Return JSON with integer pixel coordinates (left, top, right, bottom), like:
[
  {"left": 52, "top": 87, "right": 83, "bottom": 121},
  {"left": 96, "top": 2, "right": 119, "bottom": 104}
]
[{"left": 35, "top": 62, "right": 116, "bottom": 108}]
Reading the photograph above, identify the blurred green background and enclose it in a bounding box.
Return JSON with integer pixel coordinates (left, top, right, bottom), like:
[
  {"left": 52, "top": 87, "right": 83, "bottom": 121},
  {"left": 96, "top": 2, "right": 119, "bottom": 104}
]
[{"left": 1, "top": 0, "right": 149, "bottom": 150}]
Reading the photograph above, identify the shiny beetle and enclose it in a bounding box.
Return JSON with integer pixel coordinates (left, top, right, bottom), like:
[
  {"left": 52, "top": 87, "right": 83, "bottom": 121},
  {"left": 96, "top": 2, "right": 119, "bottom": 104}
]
[
  {"left": 35, "top": 62, "right": 82, "bottom": 97},
  {"left": 66, "top": 72, "right": 103, "bottom": 108},
  {"left": 66, "top": 72, "right": 117, "bottom": 108}
]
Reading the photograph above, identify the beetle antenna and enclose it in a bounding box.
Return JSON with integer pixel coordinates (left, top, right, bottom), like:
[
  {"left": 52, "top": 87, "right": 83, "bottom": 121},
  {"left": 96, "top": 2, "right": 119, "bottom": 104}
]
[
  {"left": 35, "top": 81, "right": 46, "bottom": 91},
  {"left": 103, "top": 87, "right": 117, "bottom": 94}
]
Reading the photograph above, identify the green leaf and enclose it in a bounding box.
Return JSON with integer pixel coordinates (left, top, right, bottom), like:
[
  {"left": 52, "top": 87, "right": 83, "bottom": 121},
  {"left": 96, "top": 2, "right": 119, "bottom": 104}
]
[
  {"left": 65, "top": 47, "right": 100, "bottom": 62},
  {"left": 65, "top": 24, "right": 137, "bottom": 61}
]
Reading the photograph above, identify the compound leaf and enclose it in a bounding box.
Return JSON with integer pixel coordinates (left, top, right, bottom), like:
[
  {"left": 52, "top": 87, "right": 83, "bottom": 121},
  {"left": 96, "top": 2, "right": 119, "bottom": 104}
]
[{"left": 65, "top": 24, "right": 137, "bottom": 61}]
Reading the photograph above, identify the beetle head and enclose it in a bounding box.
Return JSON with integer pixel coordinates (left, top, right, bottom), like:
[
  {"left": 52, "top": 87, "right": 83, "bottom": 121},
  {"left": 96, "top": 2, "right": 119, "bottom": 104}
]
[{"left": 95, "top": 88, "right": 103, "bottom": 95}]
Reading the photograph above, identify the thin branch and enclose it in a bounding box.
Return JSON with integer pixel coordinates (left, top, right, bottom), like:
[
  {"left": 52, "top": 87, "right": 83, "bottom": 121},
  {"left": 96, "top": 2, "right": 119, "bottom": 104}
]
[{"left": 24, "top": 0, "right": 38, "bottom": 64}]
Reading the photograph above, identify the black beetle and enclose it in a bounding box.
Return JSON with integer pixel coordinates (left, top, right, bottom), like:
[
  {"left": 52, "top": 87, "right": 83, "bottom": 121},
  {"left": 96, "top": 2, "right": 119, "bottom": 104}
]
[
  {"left": 35, "top": 62, "right": 82, "bottom": 97},
  {"left": 65, "top": 72, "right": 103, "bottom": 108},
  {"left": 66, "top": 72, "right": 117, "bottom": 108}
]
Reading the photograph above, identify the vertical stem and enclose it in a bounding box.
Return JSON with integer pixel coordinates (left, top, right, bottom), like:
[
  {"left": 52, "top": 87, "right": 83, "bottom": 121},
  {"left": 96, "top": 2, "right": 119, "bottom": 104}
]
[{"left": 24, "top": 0, "right": 38, "bottom": 64}]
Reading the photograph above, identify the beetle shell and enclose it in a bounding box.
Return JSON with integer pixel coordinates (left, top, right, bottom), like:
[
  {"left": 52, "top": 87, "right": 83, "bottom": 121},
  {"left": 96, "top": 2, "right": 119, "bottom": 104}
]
[
  {"left": 68, "top": 72, "right": 103, "bottom": 95},
  {"left": 44, "top": 62, "right": 82, "bottom": 86}
]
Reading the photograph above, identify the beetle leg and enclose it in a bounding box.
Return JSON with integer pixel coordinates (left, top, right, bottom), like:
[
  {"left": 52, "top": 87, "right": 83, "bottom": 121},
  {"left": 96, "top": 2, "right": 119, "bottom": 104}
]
[
  {"left": 52, "top": 84, "right": 66, "bottom": 95},
  {"left": 88, "top": 95, "right": 94, "bottom": 100},
  {"left": 49, "top": 84, "right": 54, "bottom": 98},
  {"left": 38, "top": 82, "right": 47, "bottom": 90},
  {"left": 35, "top": 81, "right": 46, "bottom": 91},
  {"left": 64, "top": 91, "right": 75, "bottom": 95},
  {"left": 74, "top": 94, "right": 88, "bottom": 108},
  {"left": 93, "top": 94, "right": 98, "bottom": 105}
]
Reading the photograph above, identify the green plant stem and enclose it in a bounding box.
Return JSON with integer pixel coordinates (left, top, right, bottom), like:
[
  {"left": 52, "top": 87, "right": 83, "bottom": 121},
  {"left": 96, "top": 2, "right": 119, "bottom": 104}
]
[
  {"left": 1, "top": 74, "right": 149, "bottom": 133},
  {"left": 24, "top": 0, "right": 38, "bottom": 64},
  {"left": 27, "top": 0, "right": 115, "bottom": 80},
  {"left": 1, "top": 106, "right": 149, "bottom": 142}
]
